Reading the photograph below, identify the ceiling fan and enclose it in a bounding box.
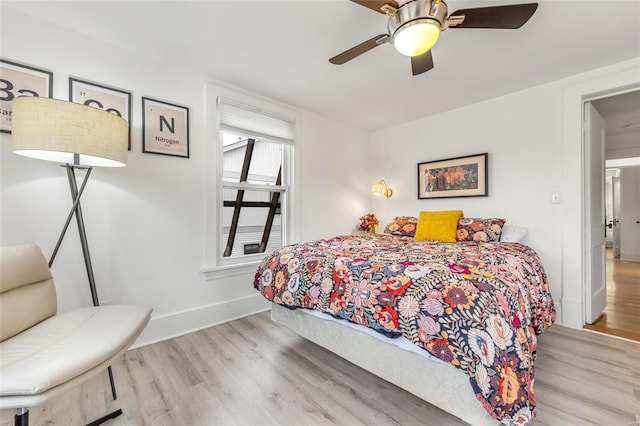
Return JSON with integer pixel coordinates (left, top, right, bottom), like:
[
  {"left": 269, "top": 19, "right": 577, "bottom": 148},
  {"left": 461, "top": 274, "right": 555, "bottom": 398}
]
[{"left": 329, "top": 0, "right": 538, "bottom": 76}]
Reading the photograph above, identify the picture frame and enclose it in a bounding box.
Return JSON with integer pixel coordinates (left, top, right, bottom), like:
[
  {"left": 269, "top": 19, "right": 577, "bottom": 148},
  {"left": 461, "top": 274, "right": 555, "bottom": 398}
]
[
  {"left": 142, "top": 97, "right": 189, "bottom": 158},
  {"left": 417, "top": 153, "right": 488, "bottom": 199},
  {"left": 0, "top": 59, "right": 53, "bottom": 133},
  {"left": 69, "top": 78, "right": 132, "bottom": 150}
]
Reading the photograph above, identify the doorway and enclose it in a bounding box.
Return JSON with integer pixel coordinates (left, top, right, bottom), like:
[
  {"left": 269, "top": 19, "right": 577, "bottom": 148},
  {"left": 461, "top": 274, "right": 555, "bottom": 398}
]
[{"left": 583, "top": 89, "right": 640, "bottom": 341}]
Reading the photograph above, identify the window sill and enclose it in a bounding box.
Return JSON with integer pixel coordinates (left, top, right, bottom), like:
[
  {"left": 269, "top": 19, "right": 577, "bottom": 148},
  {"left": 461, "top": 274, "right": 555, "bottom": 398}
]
[{"left": 200, "top": 261, "right": 259, "bottom": 281}]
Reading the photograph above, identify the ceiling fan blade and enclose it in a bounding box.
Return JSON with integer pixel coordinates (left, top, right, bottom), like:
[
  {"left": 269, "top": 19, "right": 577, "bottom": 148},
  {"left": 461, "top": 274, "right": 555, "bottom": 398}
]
[
  {"left": 411, "top": 50, "right": 434, "bottom": 76},
  {"left": 449, "top": 3, "right": 538, "bottom": 29},
  {"left": 350, "top": 0, "right": 399, "bottom": 14},
  {"left": 329, "top": 34, "right": 389, "bottom": 65}
]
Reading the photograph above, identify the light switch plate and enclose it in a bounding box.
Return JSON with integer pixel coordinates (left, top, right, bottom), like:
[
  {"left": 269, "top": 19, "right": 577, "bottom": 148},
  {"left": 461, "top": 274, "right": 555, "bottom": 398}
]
[{"left": 551, "top": 192, "right": 561, "bottom": 204}]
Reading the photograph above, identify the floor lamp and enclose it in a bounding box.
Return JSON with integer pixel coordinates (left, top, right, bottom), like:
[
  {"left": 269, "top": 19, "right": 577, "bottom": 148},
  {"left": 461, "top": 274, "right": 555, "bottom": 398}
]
[{"left": 10, "top": 97, "right": 128, "bottom": 413}]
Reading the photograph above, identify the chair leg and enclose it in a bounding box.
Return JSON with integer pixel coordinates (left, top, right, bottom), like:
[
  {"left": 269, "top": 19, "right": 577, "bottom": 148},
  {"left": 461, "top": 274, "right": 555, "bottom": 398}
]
[
  {"left": 84, "top": 408, "right": 122, "bottom": 426},
  {"left": 107, "top": 365, "right": 117, "bottom": 400},
  {"left": 14, "top": 405, "right": 123, "bottom": 426},
  {"left": 14, "top": 408, "right": 28, "bottom": 426}
]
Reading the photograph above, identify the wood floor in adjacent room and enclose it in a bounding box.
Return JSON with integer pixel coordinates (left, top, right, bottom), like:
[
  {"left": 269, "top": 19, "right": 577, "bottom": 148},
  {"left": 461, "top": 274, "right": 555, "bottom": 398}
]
[
  {"left": 1, "top": 311, "right": 638, "bottom": 426},
  {"left": 585, "top": 248, "right": 640, "bottom": 342}
]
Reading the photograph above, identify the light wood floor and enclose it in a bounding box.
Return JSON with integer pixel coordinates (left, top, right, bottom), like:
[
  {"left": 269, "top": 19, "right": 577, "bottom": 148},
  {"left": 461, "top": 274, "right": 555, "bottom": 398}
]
[
  {"left": 1, "top": 311, "right": 639, "bottom": 426},
  {"left": 585, "top": 248, "right": 640, "bottom": 341}
]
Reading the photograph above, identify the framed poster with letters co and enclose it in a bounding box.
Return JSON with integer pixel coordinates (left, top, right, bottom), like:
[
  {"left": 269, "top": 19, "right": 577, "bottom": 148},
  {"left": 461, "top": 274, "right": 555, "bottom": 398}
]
[
  {"left": 142, "top": 97, "right": 189, "bottom": 158},
  {"left": 69, "top": 78, "right": 132, "bottom": 150},
  {"left": 0, "top": 59, "right": 53, "bottom": 133}
]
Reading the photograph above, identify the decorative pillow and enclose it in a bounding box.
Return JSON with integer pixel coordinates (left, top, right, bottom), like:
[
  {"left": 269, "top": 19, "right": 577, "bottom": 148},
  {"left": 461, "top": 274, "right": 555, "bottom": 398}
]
[
  {"left": 500, "top": 225, "right": 528, "bottom": 243},
  {"left": 383, "top": 216, "right": 418, "bottom": 237},
  {"left": 456, "top": 218, "right": 506, "bottom": 242},
  {"left": 414, "top": 210, "right": 463, "bottom": 243}
]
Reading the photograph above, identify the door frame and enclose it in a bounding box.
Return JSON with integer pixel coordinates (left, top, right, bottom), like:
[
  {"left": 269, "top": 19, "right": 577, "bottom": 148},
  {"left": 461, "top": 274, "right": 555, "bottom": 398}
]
[
  {"left": 559, "top": 61, "right": 639, "bottom": 330},
  {"left": 581, "top": 86, "right": 640, "bottom": 325}
]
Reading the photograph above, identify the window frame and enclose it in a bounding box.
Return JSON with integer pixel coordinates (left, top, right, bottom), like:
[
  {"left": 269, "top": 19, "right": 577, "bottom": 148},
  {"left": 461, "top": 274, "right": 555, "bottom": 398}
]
[{"left": 202, "top": 84, "right": 299, "bottom": 280}]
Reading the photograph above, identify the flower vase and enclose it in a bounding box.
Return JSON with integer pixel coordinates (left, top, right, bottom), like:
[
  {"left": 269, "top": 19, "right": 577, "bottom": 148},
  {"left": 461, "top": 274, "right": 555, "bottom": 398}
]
[{"left": 368, "top": 226, "right": 376, "bottom": 235}]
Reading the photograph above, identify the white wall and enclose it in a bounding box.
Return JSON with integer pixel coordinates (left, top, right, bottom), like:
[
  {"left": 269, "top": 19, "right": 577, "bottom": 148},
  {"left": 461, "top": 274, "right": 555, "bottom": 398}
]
[
  {"left": 368, "top": 58, "right": 640, "bottom": 327},
  {"left": 0, "top": 8, "right": 368, "bottom": 346},
  {"left": 297, "top": 109, "right": 371, "bottom": 241}
]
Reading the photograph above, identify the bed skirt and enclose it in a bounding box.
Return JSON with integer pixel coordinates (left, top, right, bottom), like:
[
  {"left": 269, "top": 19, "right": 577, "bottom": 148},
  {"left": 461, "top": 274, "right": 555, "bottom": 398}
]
[{"left": 271, "top": 303, "right": 499, "bottom": 426}]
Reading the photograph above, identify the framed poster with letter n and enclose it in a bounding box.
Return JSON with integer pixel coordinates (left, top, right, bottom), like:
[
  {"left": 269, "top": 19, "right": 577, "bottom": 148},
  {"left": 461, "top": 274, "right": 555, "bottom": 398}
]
[{"left": 142, "top": 97, "right": 189, "bottom": 158}]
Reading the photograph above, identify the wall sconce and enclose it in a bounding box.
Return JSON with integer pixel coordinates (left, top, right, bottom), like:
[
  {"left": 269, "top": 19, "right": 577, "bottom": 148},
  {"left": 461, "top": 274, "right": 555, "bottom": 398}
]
[{"left": 371, "top": 180, "right": 393, "bottom": 198}]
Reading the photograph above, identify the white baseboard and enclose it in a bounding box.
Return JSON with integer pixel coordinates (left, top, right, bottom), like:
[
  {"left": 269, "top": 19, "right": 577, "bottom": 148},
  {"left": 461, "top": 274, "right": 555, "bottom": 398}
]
[
  {"left": 620, "top": 249, "right": 640, "bottom": 262},
  {"left": 130, "top": 293, "right": 270, "bottom": 349}
]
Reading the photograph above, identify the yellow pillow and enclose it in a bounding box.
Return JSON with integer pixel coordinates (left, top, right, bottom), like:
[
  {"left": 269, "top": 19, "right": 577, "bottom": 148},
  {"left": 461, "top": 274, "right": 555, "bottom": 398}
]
[{"left": 414, "top": 210, "right": 464, "bottom": 243}]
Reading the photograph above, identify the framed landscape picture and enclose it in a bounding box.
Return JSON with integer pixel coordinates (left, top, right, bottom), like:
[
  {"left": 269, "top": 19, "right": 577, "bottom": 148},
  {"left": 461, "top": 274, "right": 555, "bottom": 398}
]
[
  {"left": 0, "top": 59, "right": 53, "bottom": 133},
  {"left": 69, "top": 78, "right": 132, "bottom": 149},
  {"left": 142, "top": 97, "right": 189, "bottom": 158},
  {"left": 418, "top": 153, "right": 488, "bottom": 199}
]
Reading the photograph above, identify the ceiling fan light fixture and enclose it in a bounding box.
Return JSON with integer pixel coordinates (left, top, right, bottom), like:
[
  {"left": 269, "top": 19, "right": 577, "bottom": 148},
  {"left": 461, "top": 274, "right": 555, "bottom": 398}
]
[{"left": 393, "top": 19, "right": 441, "bottom": 56}]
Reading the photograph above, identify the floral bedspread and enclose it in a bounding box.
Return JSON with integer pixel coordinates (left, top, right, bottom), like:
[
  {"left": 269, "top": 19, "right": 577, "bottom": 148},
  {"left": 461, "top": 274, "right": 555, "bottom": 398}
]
[{"left": 253, "top": 234, "right": 556, "bottom": 425}]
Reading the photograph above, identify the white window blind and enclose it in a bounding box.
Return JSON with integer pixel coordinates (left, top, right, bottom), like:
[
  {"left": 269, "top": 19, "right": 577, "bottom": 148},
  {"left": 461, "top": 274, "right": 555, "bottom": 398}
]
[{"left": 217, "top": 96, "right": 295, "bottom": 144}]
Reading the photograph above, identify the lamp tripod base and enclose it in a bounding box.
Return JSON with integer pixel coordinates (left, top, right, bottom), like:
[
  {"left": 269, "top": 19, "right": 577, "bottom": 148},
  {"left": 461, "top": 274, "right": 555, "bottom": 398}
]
[{"left": 48, "top": 164, "right": 117, "bottom": 401}]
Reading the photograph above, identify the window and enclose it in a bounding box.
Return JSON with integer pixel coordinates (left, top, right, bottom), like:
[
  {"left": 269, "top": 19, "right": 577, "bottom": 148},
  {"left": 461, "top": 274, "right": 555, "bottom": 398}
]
[
  {"left": 206, "top": 93, "right": 296, "bottom": 275},
  {"left": 221, "top": 134, "right": 284, "bottom": 260}
]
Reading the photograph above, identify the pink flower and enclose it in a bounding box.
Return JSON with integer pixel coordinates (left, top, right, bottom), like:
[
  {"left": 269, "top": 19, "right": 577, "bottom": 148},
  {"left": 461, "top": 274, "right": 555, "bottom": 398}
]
[
  {"left": 422, "top": 297, "right": 444, "bottom": 316},
  {"left": 512, "top": 312, "right": 521, "bottom": 328},
  {"left": 417, "top": 313, "right": 440, "bottom": 335},
  {"left": 448, "top": 263, "right": 471, "bottom": 274}
]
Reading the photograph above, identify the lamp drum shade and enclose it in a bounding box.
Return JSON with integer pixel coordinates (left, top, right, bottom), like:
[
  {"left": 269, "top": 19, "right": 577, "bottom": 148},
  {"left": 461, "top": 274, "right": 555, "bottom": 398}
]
[{"left": 11, "top": 97, "right": 128, "bottom": 167}]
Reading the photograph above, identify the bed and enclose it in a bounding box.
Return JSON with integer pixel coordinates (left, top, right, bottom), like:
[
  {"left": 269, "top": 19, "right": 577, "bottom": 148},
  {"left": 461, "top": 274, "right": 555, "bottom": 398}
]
[{"left": 253, "top": 231, "right": 556, "bottom": 425}]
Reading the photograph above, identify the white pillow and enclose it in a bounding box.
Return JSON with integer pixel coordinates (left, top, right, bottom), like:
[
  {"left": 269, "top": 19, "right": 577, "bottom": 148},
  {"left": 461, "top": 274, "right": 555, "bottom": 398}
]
[{"left": 500, "top": 225, "right": 528, "bottom": 243}]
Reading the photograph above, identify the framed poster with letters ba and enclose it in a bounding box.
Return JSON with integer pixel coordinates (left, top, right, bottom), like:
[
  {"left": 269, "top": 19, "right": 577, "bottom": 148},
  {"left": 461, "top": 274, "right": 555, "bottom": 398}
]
[
  {"left": 142, "top": 97, "right": 189, "bottom": 158},
  {"left": 418, "top": 153, "right": 488, "bottom": 199},
  {"left": 69, "top": 78, "right": 132, "bottom": 150},
  {"left": 0, "top": 59, "right": 53, "bottom": 133}
]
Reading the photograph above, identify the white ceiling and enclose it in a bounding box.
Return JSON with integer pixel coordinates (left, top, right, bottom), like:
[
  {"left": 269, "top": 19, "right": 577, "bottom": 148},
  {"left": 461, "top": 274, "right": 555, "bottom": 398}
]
[
  {"left": 592, "top": 90, "right": 640, "bottom": 136},
  {"left": 4, "top": 0, "right": 640, "bottom": 131}
]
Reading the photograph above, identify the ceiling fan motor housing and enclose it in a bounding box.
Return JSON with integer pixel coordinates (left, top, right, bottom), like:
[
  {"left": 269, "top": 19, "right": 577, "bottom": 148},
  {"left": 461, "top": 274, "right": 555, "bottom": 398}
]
[{"left": 388, "top": 0, "right": 449, "bottom": 40}]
